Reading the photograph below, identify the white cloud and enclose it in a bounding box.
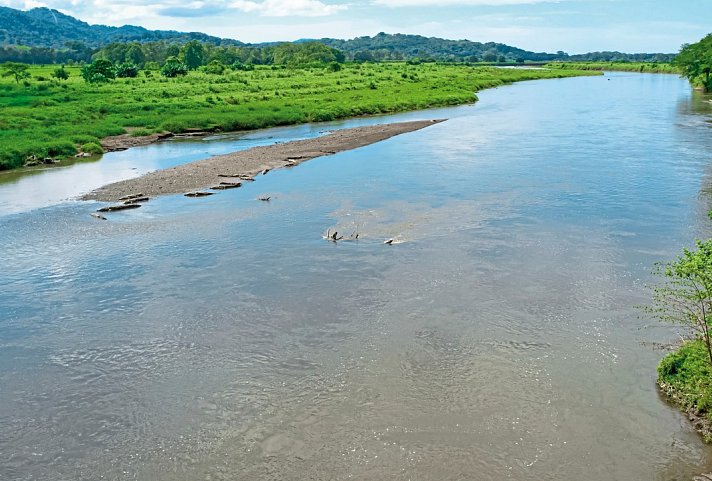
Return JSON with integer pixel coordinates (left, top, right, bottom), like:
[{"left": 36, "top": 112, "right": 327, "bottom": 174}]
[
  {"left": 5, "top": 0, "right": 346, "bottom": 24},
  {"left": 230, "top": 0, "right": 346, "bottom": 16}
]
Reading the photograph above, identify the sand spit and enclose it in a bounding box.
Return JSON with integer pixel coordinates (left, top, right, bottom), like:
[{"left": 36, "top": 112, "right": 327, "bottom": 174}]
[{"left": 83, "top": 120, "right": 445, "bottom": 202}]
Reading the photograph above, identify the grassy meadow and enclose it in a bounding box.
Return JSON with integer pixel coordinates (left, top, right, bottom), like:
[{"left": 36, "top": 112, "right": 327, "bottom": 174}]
[
  {"left": 546, "top": 61, "right": 679, "bottom": 74},
  {"left": 0, "top": 63, "right": 597, "bottom": 170}
]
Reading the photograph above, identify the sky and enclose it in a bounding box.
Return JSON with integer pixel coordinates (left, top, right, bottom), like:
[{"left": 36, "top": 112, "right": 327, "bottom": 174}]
[{"left": 2, "top": 0, "right": 711, "bottom": 54}]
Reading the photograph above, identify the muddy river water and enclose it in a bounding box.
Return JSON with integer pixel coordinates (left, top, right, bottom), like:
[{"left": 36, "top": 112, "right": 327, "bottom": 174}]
[{"left": 2, "top": 72, "right": 712, "bottom": 480}]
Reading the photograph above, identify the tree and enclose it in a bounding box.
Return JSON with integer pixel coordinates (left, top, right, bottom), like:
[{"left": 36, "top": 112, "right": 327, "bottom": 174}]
[
  {"left": 126, "top": 44, "right": 145, "bottom": 67},
  {"left": 81, "top": 59, "right": 116, "bottom": 83},
  {"left": 161, "top": 56, "right": 188, "bottom": 77},
  {"left": 182, "top": 40, "right": 205, "bottom": 70},
  {"left": 645, "top": 239, "right": 712, "bottom": 368},
  {"left": 674, "top": 34, "right": 712, "bottom": 91},
  {"left": 1, "top": 62, "right": 31, "bottom": 84}
]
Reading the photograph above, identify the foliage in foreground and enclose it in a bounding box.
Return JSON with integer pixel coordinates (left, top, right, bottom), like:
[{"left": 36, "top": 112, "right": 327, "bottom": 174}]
[
  {"left": 658, "top": 340, "right": 712, "bottom": 435},
  {"left": 646, "top": 239, "right": 712, "bottom": 368},
  {"left": 0, "top": 63, "right": 597, "bottom": 170},
  {"left": 649, "top": 239, "right": 712, "bottom": 440},
  {"left": 674, "top": 34, "right": 712, "bottom": 91},
  {"left": 546, "top": 62, "right": 679, "bottom": 74}
]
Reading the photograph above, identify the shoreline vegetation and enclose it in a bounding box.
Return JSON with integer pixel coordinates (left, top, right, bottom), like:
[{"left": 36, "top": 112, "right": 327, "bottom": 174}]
[
  {"left": 546, "top": 61, "right": 679, "bottom": 74},
  {"left": 646, "top": 238, "right": 712, "bottom": 443},
  {"left": 83, "top": 120, "right": 444, "bottom": 202},
  {"left": 658, "top": 340, "right": 712, "bottom": 442},
  {"left": 0, "top": 62, "right": 599, "bottom": 171}
]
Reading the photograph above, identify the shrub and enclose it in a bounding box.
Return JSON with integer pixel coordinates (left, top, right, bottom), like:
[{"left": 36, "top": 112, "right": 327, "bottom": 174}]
[
  {"left": 115, "top": 63, "right": 139, "bottom": 78},
  {"left": 52, "top": 66, "right": 69, "bottom": 80},
  {"left": 203, "top": 60, "right": 226, "bottom": 75},
  {"left": 80, "top": 142, "right": 104, "bottom": 155},
  {"left": 81, "top": 59, "right": 116, "bottom": 83},
  {"left": 161, "top": 57, "right": 188, "bottom": 78}
]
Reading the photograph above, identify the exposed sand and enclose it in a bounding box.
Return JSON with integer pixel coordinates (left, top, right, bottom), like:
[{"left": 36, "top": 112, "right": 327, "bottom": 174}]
[{"left": 83, "top": 120, "right": 445, "bottom": 202}]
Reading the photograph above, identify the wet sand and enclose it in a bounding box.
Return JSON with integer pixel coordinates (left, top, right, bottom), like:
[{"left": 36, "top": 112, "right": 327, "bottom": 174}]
[{"left": 84, "top": 120, "right": 445, "bottom": 202}]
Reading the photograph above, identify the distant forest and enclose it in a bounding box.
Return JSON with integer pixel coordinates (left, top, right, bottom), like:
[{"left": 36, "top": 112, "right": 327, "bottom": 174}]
[{"left": 0, "top": 6, "right": 676, "bottom": 66}]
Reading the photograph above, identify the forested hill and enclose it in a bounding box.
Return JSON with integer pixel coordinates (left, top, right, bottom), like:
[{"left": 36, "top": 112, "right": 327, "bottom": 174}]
[
  {"left": 315, "top": 33, "right": 676, "bottom": 63},
  {"left": 0, "top": 6, "right": 242, "bottom": 49},
  {"left": 0, "top": 6, "right": 675, "bottom": 64},
  {"left": 316, "top": 33, "right": 558, "bottom": 62}
]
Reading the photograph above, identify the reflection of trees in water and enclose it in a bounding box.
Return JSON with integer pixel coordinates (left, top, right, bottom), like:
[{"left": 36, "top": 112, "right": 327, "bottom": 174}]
[
  {"left": 655, "top": 445, "right": 712, "bottom": 481},
  {"left": 677, "top": 88, "right": 712, "bottom": 118},
  {"left": 0, "top": 154, "right": 101, "bottom": 187},
  {"left": 677, "top": 88, "right": 712, "bottom": 234}
]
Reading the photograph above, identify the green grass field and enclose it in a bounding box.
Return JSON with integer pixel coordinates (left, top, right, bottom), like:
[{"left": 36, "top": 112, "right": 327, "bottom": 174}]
[
  {"left": 546, "top": 61, "right": 679, "bottom": 74},
  {"left": 0, "top": 63, "right": 598, "bottom": 170}
]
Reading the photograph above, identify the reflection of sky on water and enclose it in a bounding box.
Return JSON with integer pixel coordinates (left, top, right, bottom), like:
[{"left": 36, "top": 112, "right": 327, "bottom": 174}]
[{"left": 3, "top": 73, "right": 712, "bottom": 480}]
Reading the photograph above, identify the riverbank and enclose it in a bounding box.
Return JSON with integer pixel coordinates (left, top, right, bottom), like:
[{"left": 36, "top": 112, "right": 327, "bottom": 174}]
[
  {"left": 83, "top": 119, "right": 443, "bottom": 201},
  {"left": 658, "top": 340, "right": 712, "bottom": 442},
  {"left": 546, "top": 62, "right": 679, "bottom": 74},
  {"left": 0, "top": 63, "right": 599, "bottom": 171}
]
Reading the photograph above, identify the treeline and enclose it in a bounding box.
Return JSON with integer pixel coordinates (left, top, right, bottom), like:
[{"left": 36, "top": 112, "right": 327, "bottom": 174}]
[
  {"left": 0, "top": 41, "right": 93, "bottom": 64},
  {"left": 674, "top": 33, "right": 712, "bottom": 91},
  {"left": 0, "top": 39, "right": 346, "bottom": 68},
  {"left": 546, "top": 62, "right": 679, "bottom": 74},
  {"left": 92, "top": 40, "right": 345, "bottom": 69},
  {"left": 316, "top": 33, "right": 676, "bottom": 63},
  {"left": 563, "top": 51, "right": 675, "bottom": 63}
]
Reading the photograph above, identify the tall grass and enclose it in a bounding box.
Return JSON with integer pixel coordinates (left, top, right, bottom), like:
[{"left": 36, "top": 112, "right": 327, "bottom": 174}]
[{"left": 0, "top": 63, "right": 598, "bottom": 170}]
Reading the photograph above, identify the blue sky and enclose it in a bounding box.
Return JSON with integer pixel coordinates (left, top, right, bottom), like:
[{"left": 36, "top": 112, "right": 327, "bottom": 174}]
[{"left": 3, "top": 0, "right": 710, "bottom": 53}]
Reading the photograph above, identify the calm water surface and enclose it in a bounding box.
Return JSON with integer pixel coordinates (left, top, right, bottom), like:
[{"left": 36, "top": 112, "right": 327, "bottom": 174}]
[{"left": 2, "top": 72, "right": 712, "bottom": 480}]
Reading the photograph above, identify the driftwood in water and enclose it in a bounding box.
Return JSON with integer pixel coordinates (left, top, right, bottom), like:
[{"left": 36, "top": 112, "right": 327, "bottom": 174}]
[
  {"left": 210, "top": 182, "right": 242, "bottom": 190},
  {"left": 123, "top": 196, "right": 149, "bottom": 204},
  {"left": 97, "top": 203, "right": 141, "bottom": 212}
]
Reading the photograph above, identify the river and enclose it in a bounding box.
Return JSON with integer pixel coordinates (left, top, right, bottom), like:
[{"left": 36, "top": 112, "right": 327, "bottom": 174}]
[{"left": 1, "top": 72, "right": 712, "bottom": 480}]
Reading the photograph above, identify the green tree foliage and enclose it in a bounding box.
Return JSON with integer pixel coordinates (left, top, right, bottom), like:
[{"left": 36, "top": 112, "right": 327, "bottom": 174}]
[
  {"left": 115, "top": 62, "right": 139, "bottom": 78},
  {"left": 160, "top": 56, "right": 188, "bottom": 77},
  {"left": 81, "top": 58, "right": 115, "bottom": 83},
  {"left": 645, "top": 239, "right": 712, "bottom": 368},
  {"left": 271, "top": 42, "right": 344, "bottom": 67},
  {"left": 182, "top": 40, "right": 205, "bottom": 70},
  {"left": 674, "top": 34, "right": 712, "bottom": 91},
  {"left": 126, "top": 44, "right": 145, "bottom": 67},
  {"left": 51, "top": 65, "right": 69, "bottom": 80},
  {"left": 1, "top": 62, "right": 31, "bottom": 84}
]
